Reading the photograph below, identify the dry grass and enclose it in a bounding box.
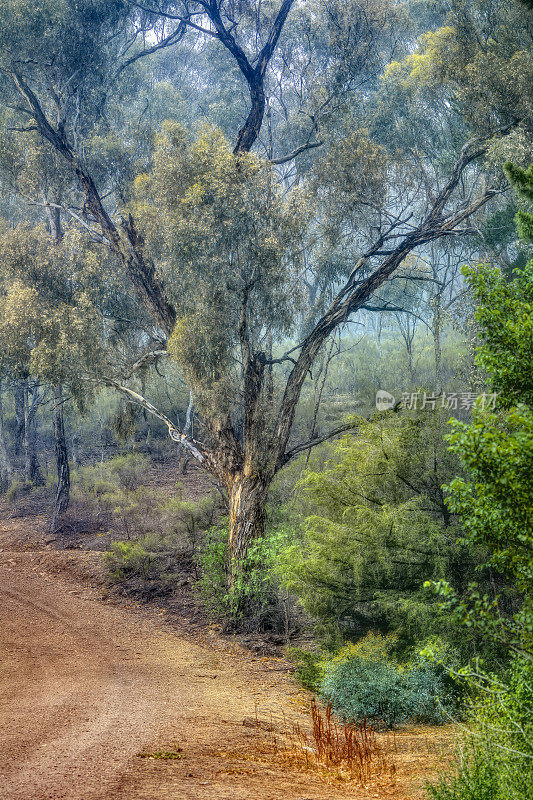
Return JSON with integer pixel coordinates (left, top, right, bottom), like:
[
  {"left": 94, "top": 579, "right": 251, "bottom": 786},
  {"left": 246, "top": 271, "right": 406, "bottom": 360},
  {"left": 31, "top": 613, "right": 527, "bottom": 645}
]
[{"left": 271, "top": 699, "right": 397, "bottom": 786}]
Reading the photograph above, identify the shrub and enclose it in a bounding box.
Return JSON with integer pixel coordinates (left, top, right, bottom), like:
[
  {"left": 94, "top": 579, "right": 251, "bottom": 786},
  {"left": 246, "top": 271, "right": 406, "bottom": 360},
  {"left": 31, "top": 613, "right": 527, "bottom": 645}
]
[
  {"left": 74, "top": 453, "right": 150, "bottom": 499},
  {"left": 104, "top": 537, "right": 180, "bottom": 596},
  {"left": 320, "top": 632, "right": 456, "bottom": 728},
  {"left": 195, "top": 524, "right": 229, "bottom": 618},
  {"left": 427, "top": 654, "right": 533, "bottom": 800},
  {"left": 428, "top": 736, "right": 500, "bottom": 800},
  {"left": 105, "top": 540, "right": 155, "bottom": 581},
  {"left": 286, "top": 648, "right": 325, "bottom": 692},
  {"left": 160, "top": 495, "right": 218, "bottom": 560},
  {"left": 5, "top": 478, "right": 30, "bottom": 502},
  {"left": 196, "top": 524, "right": 297, "bottom": 633}
]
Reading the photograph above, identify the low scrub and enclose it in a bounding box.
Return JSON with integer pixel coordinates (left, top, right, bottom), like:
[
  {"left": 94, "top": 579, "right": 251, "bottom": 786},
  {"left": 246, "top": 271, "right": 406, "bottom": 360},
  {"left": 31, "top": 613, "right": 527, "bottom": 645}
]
[
  {"left": 104, "top": 538, "right": 180, "bottom": 597},
  {"left": 319, "top": 633, "right": 457, "bottom": 728},
  {"left": 196, "top": 524, "right": 299, "bottom": 635},
  {"left": 428, "top": 654, "right": 533, "bottom": 800}
]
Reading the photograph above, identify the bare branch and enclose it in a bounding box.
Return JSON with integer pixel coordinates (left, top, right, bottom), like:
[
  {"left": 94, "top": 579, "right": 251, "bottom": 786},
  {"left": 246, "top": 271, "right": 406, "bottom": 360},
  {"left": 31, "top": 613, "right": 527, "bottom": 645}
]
[
  {"left": 101, "top": 376, "right": 206, "bottom": 463},
  {"left": 282, "top": 419, "right": 363, "bottom": 465},
  {"left": 273, "top": 128, "right": 514, "bottom": 469},
  {"left": 116, "top": 20, "right": 187, "bottom": 77},
  {"left": 270, "top": 139, "right": 324, "bottom": 165},
  {"left": 123, "top": 349, "right": 168, "bottom": 379}
]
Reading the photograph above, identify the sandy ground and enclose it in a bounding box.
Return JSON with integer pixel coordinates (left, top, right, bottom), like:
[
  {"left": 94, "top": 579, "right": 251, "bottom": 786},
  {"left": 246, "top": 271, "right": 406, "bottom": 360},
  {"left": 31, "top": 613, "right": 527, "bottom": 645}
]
[{"left": 0, "top": 513, "right": 453, "bottom": 800}]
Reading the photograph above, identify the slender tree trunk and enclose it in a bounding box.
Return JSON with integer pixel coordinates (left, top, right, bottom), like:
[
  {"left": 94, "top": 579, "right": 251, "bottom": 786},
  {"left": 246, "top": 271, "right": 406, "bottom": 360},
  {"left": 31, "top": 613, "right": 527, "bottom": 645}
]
[
  {"left": 13, "top": 381, "right": 25, "bottom": 456},
  {"left": 44, "top": 199, "right": 62, "bottom": 244},
  {"left": 177, "top": 391, "right": 194, "bottom": 474},
  {"left": 433, "top": 295, "right": 443, "bottom": 395},
  {"left": 52, "top": 385, "right": 70, "bottom": 528},
  {"left": 23, "top": 385, "right": 44, "bottom": 486},
  {"left": 0, "top": 384, "right": 13, "bottom": 493}
]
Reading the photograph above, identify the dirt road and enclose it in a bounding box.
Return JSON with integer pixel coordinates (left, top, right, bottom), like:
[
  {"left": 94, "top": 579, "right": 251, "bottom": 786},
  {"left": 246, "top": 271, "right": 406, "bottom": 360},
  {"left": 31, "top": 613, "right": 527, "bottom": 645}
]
[{"left": 0, "top": 521, "right": 448, "bottom": 800}]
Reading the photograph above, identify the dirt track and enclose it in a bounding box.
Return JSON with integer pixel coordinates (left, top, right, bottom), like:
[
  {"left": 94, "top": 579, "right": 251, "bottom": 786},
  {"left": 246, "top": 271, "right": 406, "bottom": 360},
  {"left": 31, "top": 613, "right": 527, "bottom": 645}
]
[{"left": 0, "top": 518, "right": 449, "bottom": 800}]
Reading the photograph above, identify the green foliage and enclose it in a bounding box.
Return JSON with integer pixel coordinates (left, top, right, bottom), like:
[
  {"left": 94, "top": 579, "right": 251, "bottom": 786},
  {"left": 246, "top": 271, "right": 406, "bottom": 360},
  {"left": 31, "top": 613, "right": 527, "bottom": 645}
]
[
  {"left": 73, "top": 454, "right": 153, "bottom": 535},
  {"left": 5, "top": 478, "right": 31, "bottom": 502},
  {"left": 427, "top": 162, "right": 533, "bottom": 800},
  {"left": 279, "top": 410, "right": 474, "bottom": 648},
  {"left": 427, "top": 737, "right": 501, "bottom": 800},
  {"left": 381, "top": 2, "right": 533, "bottom": 134},
  {"left": 461, "top": 263, "right": 533, "bottom": 408},
  {"left": 135, "top": 123, "right": 304, "bottom": 419},
  {"left": 105, "top": 540, "right": 155, "bottom": 582},
  {"left": 445, "top": 405, "right": 533, "bottom": 596},
  {"left": 101, "top": 479, "right": 219, "bottom": 598},
  {"left": 442, "top": 252, "right": 533, "bottom": 655},
  {"left": 0, "top": 224, "right": 110, "bottom": 402},
  {"left": 196, "top": 524, "right": 293, "bottom": 633},
  {"left": 504, "top": 161, "right": 533, "bottom": 243},
  {"left": 320, "top": 632, "right": 457, "bottom": 728},
  {"left": 428, "top": 655, "right": 533, "bottom": 800},
  {"left": 285, "top": 648, "right": 325, "bottom": 692}
]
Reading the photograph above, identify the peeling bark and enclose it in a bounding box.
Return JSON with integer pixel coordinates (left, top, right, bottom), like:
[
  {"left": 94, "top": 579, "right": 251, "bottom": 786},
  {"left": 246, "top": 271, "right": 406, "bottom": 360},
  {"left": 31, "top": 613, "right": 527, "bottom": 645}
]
[{"left": 227, "top": 469, "right": 270, "bottom": 574}]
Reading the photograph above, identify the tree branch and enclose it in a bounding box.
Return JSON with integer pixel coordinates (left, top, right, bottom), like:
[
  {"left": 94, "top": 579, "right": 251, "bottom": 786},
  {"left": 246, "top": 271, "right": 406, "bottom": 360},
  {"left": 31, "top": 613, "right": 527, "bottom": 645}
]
[
  {"left": 123, "top": 349, "right": 168, "bottom": 379},
  {"left": 273, "top": 129, "right": 513, "bottom": 469},
  {"left": 270, "top": 139, "right": 324, "bottom": 165},
  {"left": 9, "top": 71, "right": 177, "bottom": 336},
  {"left": 282, "top": 419, "right": 363, "bottom": 465},
  {"left": 101, "top": 376, "right": 206, "bottom": 463},
  {"left": 116, "top": 20, "right": 187, "bottom": 77}
]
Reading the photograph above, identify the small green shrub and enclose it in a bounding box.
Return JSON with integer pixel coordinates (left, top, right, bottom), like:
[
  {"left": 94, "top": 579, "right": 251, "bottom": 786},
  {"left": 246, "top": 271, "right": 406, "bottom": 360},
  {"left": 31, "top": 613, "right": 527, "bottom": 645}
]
[
  {"left": 196, "top": 524, "right": 295, "bottom": 633},
  {"left": 320, "top": 632, "right": 456, "bottom": 728},
  {"left": 5, "top": 478, "right": 30, "bottom": 502},
  {"left": 105, "top": 540, "right": 155, "bottom": 581},
  {"left": 104, "top": 537, "right": 180, "bottom": 596},
  {"left": 160, "top": 494, "right": 217, "bottom": 558},
  {"left": 195, "top": 524, "right": 228, "bottom": 616},
  {"left": 428, "top": 654, "right": 533, "bottom": 800},
  {"left": 286, "top": 647, "right": 325, "bottom": 691},
  {"left": 427, "top": 737, "right": 500, "bottom": 800}
]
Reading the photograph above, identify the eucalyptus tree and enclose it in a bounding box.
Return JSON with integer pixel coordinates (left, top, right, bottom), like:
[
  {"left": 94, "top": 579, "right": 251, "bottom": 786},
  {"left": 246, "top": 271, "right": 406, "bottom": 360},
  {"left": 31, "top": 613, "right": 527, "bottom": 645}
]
[{"left": 0, "top": 0, "right": 530, "bottom": 578}]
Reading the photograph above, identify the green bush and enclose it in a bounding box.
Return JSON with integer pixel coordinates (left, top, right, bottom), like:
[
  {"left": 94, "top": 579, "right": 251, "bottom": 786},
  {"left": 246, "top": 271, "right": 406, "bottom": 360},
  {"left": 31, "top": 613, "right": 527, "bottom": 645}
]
[
  {"left": 427, "top": 654, "right": 533, "bottom": 800},
  {"left": 195, "top": 524, "right": 229, "bottom": 618},
  {"left": 73, "top": 453, "right": 150, "bottom": 499},
  {"left": 428, "top": 736, "right": 500, "bottom": 800},
  {"left": 276, "top": 411, "right": 484, "bottom": 654},
  {"left": 161, "top": 495, "right": 218, "bottom": 559},
  {"left": 320, "top": 632, "right": 456, "bottom": 728},
  {"left": 196, "top": 524, "right": 296, "bottom": 633},
  {"left": 5, "top": 478, "right": 30, "bottom": 502},
  {"left": 105, "top": 540, "right": 156, "bottom": 581},
  {"left": 104, "top": 537, "right": 180, "bottom": 596},
  {"left": 286, "top": 647, "right": 325, "bottom": 691}
]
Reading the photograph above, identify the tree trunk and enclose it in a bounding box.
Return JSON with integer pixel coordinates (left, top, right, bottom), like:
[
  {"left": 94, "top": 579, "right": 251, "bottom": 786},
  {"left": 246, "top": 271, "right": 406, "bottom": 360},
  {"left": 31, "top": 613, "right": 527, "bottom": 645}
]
[
  {"left": 0, "top": 385, "right": 12, "bottom": 493},
  {"left": 433, "top": 296, "right": 443, "bottom": 395},
  {"left": 177, "top": 391, "right": 194, "bottom": 475},
  {"left": 52, "top": 385, "right": 70, "bottom": 528},
  {"left": 23, "top": 385, "right": 44, "bottom": 486},
  {"left": 227, "top": 469, "right": 270, "bottom": 569},
  {"left": 13, "top": 381, "right": 25, "bottom": 456}
]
